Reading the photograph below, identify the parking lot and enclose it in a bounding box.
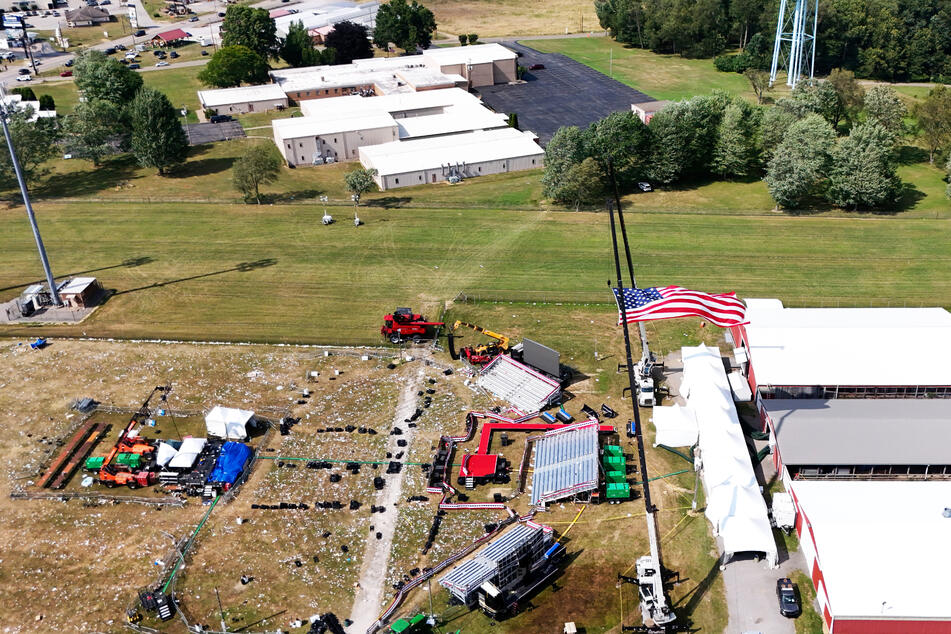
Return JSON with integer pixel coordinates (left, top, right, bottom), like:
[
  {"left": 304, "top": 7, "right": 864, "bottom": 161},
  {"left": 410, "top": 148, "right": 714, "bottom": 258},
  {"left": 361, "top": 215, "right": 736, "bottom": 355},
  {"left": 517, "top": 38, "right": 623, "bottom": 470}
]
[{"left": 478, "top": 41, "right": 655, "bottom": 145}]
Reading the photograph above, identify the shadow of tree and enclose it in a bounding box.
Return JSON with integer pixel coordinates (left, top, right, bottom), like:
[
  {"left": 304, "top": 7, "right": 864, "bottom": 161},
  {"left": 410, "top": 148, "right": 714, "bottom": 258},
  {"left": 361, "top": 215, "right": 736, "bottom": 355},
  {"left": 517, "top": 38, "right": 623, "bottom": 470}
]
[
  {"left": 31, "top": 156, "right": 140, "bottom": 198},
  {"left": 169, "top": 156, "right": 235, "bottom": 179},
  {"left": 364, "top": 196, "right": 413, "bottom": 209},
  {"left": 266, "top": 189, "right": 325, "bottom": 203},
  {"left": 113, "top": 258, "right": 277, "bottom": 296}
]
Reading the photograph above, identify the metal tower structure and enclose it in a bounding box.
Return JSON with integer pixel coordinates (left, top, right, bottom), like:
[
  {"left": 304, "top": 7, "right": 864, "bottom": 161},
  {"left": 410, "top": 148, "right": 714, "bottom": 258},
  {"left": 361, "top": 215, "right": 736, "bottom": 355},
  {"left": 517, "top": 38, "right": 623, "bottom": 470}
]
[
  {"left": 769, "top": 0, "right": 819, "bottom": 88},
  {"left": 0, "top": 85, "right": 61, "bottom": 306}
]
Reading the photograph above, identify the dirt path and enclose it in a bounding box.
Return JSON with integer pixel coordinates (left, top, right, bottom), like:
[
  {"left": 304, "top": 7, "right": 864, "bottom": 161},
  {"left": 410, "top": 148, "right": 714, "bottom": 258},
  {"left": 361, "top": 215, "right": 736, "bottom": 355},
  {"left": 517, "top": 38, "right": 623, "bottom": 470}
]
[{"left": 347, "top": 360, "right": 427, "bottom": 633}]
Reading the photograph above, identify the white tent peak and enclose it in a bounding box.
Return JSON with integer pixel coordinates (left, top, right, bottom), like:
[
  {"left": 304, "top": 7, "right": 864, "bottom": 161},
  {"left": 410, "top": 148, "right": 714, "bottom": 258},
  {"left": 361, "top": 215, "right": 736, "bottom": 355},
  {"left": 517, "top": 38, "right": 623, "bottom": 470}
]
[{"left": 205, "top": 406, "right": 256, "bottom": 440}]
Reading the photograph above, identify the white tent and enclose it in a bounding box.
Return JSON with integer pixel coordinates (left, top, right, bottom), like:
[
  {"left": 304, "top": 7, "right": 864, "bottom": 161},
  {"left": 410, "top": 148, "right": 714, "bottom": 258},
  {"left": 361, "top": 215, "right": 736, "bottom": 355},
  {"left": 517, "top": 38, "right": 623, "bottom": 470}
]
[
  {"left": 683, "top": 344, "right": 778, "bottom": 567},
  {"left": 651, "top": 404, "right": 698, "bottom": 447},
  {"left": 155, "top": 441, "right": 178, "bottom": 467},
  {"left": 168, "top": 437, "right": 207, "bottom": 469},
  {"left": 205, "top": 406, "right": 255, "bottom": 440}
]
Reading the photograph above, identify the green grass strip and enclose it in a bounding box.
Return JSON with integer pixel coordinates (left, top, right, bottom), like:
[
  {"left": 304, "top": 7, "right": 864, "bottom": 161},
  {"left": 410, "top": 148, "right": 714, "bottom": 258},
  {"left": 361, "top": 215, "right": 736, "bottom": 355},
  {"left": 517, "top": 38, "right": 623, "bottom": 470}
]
[{"left": 162, "top": 494, "right": 220, "bottom": 593}]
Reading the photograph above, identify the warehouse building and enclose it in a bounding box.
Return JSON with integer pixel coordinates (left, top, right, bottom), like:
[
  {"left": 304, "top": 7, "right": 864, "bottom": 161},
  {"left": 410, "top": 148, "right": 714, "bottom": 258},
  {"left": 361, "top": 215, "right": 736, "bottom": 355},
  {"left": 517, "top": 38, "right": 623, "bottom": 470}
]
[
  {"left": 272, "top": 0, "right": 378, "bottom": 38},
  {"left": 359, "top": 127, "right": 543, "bottom": 189},
  {"left": 729, "top": 299, "right": 951, "bottom": 404},
  {"left": 273, "top": 111, "right": 398, "bottom": 165},
  {"left": 198, "top": 84, "right": 288, "bottom": 116},
  {"left": 273, "top": 88, "right": 518, "bottom": 167},
  {"left": 420, "top": 43, "right": 518, "bottom": 87}
]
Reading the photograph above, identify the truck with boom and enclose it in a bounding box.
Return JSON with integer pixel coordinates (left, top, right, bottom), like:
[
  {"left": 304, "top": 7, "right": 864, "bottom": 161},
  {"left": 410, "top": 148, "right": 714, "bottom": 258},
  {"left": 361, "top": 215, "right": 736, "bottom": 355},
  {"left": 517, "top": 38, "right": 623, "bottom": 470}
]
[{"left": 381, "top": 308, "right": 444, "bottom": 344}]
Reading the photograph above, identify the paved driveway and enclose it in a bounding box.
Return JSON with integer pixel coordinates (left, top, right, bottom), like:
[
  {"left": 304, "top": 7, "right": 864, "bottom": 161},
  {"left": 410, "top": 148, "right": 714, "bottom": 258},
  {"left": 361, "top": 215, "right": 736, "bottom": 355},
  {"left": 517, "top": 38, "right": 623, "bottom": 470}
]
[{"left": 477, "top": 41, "right": 655, "bottom": 145}]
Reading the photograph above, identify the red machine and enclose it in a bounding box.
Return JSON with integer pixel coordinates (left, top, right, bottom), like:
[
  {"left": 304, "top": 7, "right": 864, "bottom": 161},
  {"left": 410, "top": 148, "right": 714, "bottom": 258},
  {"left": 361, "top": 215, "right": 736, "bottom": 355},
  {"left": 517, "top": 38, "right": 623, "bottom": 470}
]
[
  {"left": 97, "top": 418, "right": 157, "bottom": 489},
  {"left": 381, "top": 308, "right": 444, "bottom": 344}
]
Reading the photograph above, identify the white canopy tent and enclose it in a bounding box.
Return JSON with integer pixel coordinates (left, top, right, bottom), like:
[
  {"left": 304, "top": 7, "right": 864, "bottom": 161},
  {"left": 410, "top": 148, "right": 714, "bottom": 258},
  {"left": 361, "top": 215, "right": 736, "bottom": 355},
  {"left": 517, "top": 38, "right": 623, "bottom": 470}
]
[
  {"left": 683, "top": 344, "right": 777, "bottom": 567},
  {"left": 205, "top": 406, "right": 256, "bottom": 440},
  {"left": 168, "top": 437, "right": 207, "bottom": 469},
  {"left": 650, "top": 404, "right": 698, "bottom": 447},
  {"left": 155, "top": 441, "right": 178, "bottom": 467}
]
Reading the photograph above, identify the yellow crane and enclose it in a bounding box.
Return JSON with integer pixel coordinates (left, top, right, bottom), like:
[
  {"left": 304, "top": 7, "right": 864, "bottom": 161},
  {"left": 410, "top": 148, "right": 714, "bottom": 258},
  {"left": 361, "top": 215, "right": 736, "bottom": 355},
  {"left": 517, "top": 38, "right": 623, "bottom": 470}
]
[{"left": 449, "top": 320, "right": 511, "bottom": 364}]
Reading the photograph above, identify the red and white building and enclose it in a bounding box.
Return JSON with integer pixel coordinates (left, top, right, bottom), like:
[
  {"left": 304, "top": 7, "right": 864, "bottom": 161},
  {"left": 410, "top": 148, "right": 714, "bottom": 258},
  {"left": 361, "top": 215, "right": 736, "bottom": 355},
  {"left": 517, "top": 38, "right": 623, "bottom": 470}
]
[{"left": 729, "top": 299, "right": 951, "bottom": 632}]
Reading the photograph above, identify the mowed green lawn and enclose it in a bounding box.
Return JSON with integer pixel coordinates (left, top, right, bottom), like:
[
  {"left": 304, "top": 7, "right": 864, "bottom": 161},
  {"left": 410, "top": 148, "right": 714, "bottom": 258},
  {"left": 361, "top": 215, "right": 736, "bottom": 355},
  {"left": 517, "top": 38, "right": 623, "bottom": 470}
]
[{"left": 1, "top": 203, "right": 948, "bottom": 343}]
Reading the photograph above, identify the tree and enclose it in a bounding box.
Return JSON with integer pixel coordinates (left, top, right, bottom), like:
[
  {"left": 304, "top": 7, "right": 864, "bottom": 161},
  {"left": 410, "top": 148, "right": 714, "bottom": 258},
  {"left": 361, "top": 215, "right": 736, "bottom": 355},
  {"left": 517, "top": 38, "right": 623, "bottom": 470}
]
[
  {"left": 11, "top": 87, "right": 36, "bottom": 101},
  {"left": 712, "top": 101, "right": 758, "bottom": 178},
  {"left": 647, "top": 93, "right": 728, "bottom": 183},
  {"left": 458, "top": 34, "right": 467, "bottom": 46},
  {"left": 864, "top": 85, "right": 906, "bottom": 143},
  {"left": 280, "top": 21, "right": 327, "bottom": 67},
  {"left": 221, "top": 5, "right": 278, "bottom": 58},
  {"left": 198, "top": 46, "right": 270, "bottom": 88},
  {"left": 744, "top": 68, "right": 771, "bottom": 104},
  {"left": 542, "top": 125, "right": 587, "bottom": 200},
  {"left": 946, "top": 154, "right": 951, "bottom": 200},
  {"left": 765, "top": 113, "right": 836, "bottom": 209},
  {"left": 827, "top": 122, "right": 900, "bottom": 209},
  {"left": 556, "top": 158, "right": 606, "bottom": 210},
  {"left": 467, "top": 33, "right": 478, "bottom": 45},
  {"left": 827, "top": 68, "right": 865, "bottom": 125},
  {"left": 73, "top": 49, "right": 143, "bottom": 106},
  {"left": 759, "top": 106, "right": 797, "bottom": 163},
  {"left": 232, "top": 144, "right": 283, "bottom": 203},
  {"left": 507, "top": 112, "right": 519, "bottom": 129},
  {"left": 129, "top": 87, "right": 188, "bottom": 175},
  {"left": 323, "top": 20, "right": 373, "bottom": 65},
  {"left": 778, "top": 80, "right": 842, "bottom": 128},
  {"left": 0, "top": 108, "right": 60, "bottom": 189},
  {"left": 372, "top": 0, "right": 436, "bottom": 51},
  {"left": 913, "top": 84, "right": 951, "bottom": 164},
  {"left": 38, "top": 95, "right": 55, "bottom": 111},
  {"left": 64, "top": 99, "right": 127, "bottom": 166},
  {"left": 584, "top": 110, "right": 651, "bottom": 189},
  {"left": 344, "top": 167, "right": 378, "bottom": 204}
]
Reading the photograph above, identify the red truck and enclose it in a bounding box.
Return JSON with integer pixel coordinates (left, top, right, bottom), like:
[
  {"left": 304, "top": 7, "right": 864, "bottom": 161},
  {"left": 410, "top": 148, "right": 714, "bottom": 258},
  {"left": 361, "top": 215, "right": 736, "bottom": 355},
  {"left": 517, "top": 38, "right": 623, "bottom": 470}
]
[{"left": 381, "top": 308, "right": 444, "bottom": 344}]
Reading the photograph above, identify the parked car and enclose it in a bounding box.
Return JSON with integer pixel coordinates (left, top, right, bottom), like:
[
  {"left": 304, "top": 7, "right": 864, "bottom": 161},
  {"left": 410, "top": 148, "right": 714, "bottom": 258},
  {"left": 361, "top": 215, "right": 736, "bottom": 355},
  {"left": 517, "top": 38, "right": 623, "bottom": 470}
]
[
  {"left": 528, "top": 63, "right": 545, "bottom": 70},
  {"left": 209, "top": 114, "right": 233, "bottom": 123},
  {"left": 153, "top": 50, "right": 165, "bottom": 56},
  {"left": 128, "top": 63, "right": 140, "bottom": 69},
  {"left": 104, "top": 47, "right": 116, "bottom": 55},
  {"left": 188, "top": 15, "right": 198, "bottom": 21},
  {"left": 115, "top": 43, "right": 127, "bottom": 50},
  {"left": 17, "top": 67, "right": 30, "bottom": 75},
  {"left": 16, "top": 74, "right": 32, "bottom": 81},
  {"left": 637, "top": 181, "right": 653, "bottom": 192},
  {"left": 200, "top": 50, "right": 209, "bottom": 55},
  {"left": 169, "top": 50, "right": 179, "bottom": 58},
  {"left": 119, "top": 58, "right": 129, "bottom": 64},
  {"left": 100, "top": 0, "right": 110, "bottom": 4},
  {"left": 217, "top": 11, "right": 225, "bottom": 16},
  {"left": 776, "top": 578, "right": 801, "bottom": 618},
  {"left": 59, "top": 70, "right": 72, "bottom": 76},
  {"left": 155, "top": 60, "right": 169, "bottom": 67},
  {"left": 134, "top": 29, "right": 145, "bottom": 36}
]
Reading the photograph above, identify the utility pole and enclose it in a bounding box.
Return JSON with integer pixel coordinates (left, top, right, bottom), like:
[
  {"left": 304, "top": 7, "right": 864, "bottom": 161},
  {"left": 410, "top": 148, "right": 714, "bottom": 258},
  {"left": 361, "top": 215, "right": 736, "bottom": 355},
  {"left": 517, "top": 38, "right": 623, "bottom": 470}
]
[
  {"left": 215, "top": 586, "right": 227, "bottom": 632},
  {"left": 0, "top": 89, "right": 61, "bottom": 305},
  {"left": 20, "top": 22, "right": 37, "bottom": 74}
]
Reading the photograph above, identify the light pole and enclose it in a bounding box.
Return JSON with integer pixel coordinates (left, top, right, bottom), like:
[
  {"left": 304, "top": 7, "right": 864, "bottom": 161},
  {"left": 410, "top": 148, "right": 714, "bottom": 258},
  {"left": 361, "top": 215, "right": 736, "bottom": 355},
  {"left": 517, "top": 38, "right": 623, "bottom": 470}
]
[{"left": 0, "top": 89, "right": 61, "bottom": 305}]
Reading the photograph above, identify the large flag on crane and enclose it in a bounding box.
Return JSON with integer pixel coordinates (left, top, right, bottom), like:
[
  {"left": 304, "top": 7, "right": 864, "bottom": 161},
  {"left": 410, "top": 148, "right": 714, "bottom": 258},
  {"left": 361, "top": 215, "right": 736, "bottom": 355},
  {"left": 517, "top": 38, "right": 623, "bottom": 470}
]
[{"left": 613, "top": 285, "right": 748, "bottom": 328}]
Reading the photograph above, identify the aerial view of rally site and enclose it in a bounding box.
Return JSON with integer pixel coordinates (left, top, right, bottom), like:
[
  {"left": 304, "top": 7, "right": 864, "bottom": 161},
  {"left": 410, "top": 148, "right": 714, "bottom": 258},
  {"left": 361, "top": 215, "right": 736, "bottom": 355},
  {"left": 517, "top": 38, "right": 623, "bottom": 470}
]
[{"left": 1, "top": 0, "right": 949, "bottom": 632}]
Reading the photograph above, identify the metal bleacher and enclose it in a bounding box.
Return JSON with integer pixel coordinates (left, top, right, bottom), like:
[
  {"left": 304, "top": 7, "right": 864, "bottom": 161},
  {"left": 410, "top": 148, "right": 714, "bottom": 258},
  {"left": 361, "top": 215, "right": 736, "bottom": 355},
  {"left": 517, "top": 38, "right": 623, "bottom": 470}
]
[
  {"left": 477, "top": 355, "right": 561, "bottom": 412},
  {"left": 530, "top": 424, "right": 599, "bottom": 506}
]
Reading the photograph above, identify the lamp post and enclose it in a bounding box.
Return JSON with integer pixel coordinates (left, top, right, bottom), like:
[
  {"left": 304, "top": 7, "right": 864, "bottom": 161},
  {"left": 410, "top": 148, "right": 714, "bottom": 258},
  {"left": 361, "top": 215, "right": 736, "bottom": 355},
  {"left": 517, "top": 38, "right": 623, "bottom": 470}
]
[{"left": 0, "top": 88, "right": 60, "bottom": 305}]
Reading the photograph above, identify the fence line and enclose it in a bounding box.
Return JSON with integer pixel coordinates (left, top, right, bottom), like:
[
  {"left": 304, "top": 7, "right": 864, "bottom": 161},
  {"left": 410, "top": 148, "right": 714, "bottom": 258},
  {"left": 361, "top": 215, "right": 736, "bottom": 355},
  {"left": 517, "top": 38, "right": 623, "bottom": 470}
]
[{"left": 10, "top": 490, "right": 185, "bottom": 506}]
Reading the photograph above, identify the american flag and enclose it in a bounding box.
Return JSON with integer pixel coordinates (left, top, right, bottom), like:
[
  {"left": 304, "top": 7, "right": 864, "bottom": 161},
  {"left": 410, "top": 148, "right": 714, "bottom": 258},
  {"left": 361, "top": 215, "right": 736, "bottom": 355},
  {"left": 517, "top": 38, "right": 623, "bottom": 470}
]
[{"left": 613, "top": 285, "right": 748, "bottom": 328}]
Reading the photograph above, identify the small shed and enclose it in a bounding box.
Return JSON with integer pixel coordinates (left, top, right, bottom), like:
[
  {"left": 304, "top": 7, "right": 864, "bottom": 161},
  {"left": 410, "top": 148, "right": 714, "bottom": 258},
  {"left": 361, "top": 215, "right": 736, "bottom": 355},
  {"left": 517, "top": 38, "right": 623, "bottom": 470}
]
[
  {"left": 58, "top": 277, "right": 102, "bottom": 308},
  {"left": 205, "top": 406, "right": 255, "bottom": 440},
  {"left": 631, "top": 99, "right": 672, "bottom": 124},
  {"left": 151, "top": 28, "right": 188, "bottom": 46}
]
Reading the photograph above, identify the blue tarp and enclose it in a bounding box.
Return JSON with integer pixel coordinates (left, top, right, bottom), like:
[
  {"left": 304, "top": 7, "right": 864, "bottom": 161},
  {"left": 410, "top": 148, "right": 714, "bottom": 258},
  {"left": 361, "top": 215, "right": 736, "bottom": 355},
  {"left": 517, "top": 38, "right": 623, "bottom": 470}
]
[{"left": 208, "top": 442, "right": 252, "bottom": 484}]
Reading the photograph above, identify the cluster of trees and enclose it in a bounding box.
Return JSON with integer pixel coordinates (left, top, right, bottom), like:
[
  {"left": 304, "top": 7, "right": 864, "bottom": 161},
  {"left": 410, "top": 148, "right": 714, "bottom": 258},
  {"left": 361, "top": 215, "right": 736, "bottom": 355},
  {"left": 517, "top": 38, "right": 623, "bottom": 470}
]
[
  {"left": 200, "top": 6, "right": 375, "bottom": 87},
  {"left": 457, "top": 33, "right": 479, "bottom": 46},
  {"left": 595, "top": 0, "right": 951, "bottom": 81},
  {"left": 201, "top": 0, "right": 436, "bottom": 89},
  {"left": 0, "top": 51, "right": 189, "bottom": 187},
  {"left": 544, "top": 73, "right": 950, "bottom": 210}
]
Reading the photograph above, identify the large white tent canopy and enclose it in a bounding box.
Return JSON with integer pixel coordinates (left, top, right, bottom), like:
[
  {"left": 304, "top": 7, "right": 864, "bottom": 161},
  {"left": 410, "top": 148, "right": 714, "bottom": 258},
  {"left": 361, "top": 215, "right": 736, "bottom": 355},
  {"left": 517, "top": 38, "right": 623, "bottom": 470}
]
[
  {"left": 683, "top": 344, "right": 777, "bottom": 567},
  {"left": 205, "top": 406, "right": 255, "bottom": 440},
  {"left": 650, "top": 404, "right": 698, "bottom": 448}
]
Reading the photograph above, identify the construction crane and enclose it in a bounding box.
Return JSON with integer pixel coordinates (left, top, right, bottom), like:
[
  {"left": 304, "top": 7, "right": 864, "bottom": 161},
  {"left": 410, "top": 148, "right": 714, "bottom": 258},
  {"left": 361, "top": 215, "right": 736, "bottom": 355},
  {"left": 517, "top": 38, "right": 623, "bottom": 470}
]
[
  {"left": 607, "top": 164, "right": 677, "bottom": 631},
  {"left": 447, "top": 320, "right": 510, "bottom": 365}
]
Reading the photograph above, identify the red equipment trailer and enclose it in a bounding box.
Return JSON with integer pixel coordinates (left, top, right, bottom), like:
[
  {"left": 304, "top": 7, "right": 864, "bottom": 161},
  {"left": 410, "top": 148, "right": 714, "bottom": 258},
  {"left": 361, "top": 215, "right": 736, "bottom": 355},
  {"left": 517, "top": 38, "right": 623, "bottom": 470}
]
[{"left": 380, "top": 308, "right": 444, "bottom": 344}]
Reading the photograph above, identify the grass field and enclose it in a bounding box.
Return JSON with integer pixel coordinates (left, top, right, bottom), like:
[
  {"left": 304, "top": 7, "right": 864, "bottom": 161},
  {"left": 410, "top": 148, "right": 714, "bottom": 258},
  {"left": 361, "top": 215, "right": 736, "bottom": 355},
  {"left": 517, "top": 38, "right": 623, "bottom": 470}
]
[
  {"left": 427, "top": 0, "right": 601, "bottom": 37},
  {"left": 1, "top": 203, "right": 949, "bottom": 344}
]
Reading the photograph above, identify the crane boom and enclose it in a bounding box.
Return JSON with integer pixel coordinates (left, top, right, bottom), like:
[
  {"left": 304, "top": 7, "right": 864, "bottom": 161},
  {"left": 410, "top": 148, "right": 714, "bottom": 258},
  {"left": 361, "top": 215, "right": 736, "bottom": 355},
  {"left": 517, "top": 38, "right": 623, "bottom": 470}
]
[{"left": 451, "top": 321, "right": 511, "bottom": 350}]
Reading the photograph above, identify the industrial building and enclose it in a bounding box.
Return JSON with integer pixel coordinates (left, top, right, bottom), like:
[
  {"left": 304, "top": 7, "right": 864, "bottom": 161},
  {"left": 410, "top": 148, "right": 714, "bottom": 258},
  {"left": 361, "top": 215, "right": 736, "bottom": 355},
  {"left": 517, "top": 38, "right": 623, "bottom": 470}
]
[
  {"left": 273, "top": 110, "right": 398, "bottom": 165},
  {"left": 268, "top": 43, "right": 515, "bottom": 103},
  {"left": 729, "top": 299, "right": 951, "bottom": 402},
  {"left": 359, "top": 127, "right": 543, "bottom": 190},
  {"left": 272, "top": 0, "right": 378, "bottom": 39},
  {"left": 198, "top": 84, "right": 288, "bottom": 116}
]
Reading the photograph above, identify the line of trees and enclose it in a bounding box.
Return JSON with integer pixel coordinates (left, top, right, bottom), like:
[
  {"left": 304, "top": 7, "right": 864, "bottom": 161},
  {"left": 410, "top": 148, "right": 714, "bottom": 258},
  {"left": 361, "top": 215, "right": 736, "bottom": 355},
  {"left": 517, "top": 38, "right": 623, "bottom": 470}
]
[
  {"left": 595, "top": 0, "right": 951, "bottom": 82},
  {"left": 545, "top": 74, "right": 951, "bottom": 210}
]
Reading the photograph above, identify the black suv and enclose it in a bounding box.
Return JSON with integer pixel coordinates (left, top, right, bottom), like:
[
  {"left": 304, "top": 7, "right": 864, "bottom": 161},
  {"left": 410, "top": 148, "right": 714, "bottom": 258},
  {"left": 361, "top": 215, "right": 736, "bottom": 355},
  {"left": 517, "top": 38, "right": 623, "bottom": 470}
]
[
  {"left": 776, "top": 578, "right": 801, "bottom": 618},
  {"left": 209, "top": 114, "right": 233, "bottom": 123}
]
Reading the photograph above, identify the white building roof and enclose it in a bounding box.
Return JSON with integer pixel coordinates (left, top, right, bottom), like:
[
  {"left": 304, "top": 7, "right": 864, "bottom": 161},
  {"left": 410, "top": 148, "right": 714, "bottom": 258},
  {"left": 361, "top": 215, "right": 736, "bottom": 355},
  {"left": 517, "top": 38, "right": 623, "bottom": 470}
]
[
  {"left": 791, "top": 480, "right": 951, "bottom": 620},
  {"left": 58, "top": 277, "right": 97, "bottom": 295},
  {"left": 742, "top": 299, "right": 951, "bottom": 387},
  {"left": 396, "top": 107, "right": 507, "bottom": 139},
  {"left": 272, "top": 110, "right": 397, "bottom": 142},
  {"left": 273, "top": 1, "right": 378, "bottom": 36},
  {"left": 269, "top": 56, "right": 436, "bottom": 95},
  {"left": 197, "top": 84, "right": 286, "bottom": 108},
  {"left": 422, "top": 43, "right": 517, "bottom": 66},
  {"left": 359, "top": 127, "right": 543, "bottom": 177},
  {"left": 683, "top": 344, "right": 777, "bottom": 565},
  {"left": 299, "top": 87, "right": 479, "bottom": 118}
]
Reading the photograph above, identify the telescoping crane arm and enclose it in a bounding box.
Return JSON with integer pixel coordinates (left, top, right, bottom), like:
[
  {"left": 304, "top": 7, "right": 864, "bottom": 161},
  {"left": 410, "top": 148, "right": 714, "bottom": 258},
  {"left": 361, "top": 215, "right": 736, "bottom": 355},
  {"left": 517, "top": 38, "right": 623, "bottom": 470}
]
[{"left": 451, "top": 321, "right": 511, "bottom": 351}]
